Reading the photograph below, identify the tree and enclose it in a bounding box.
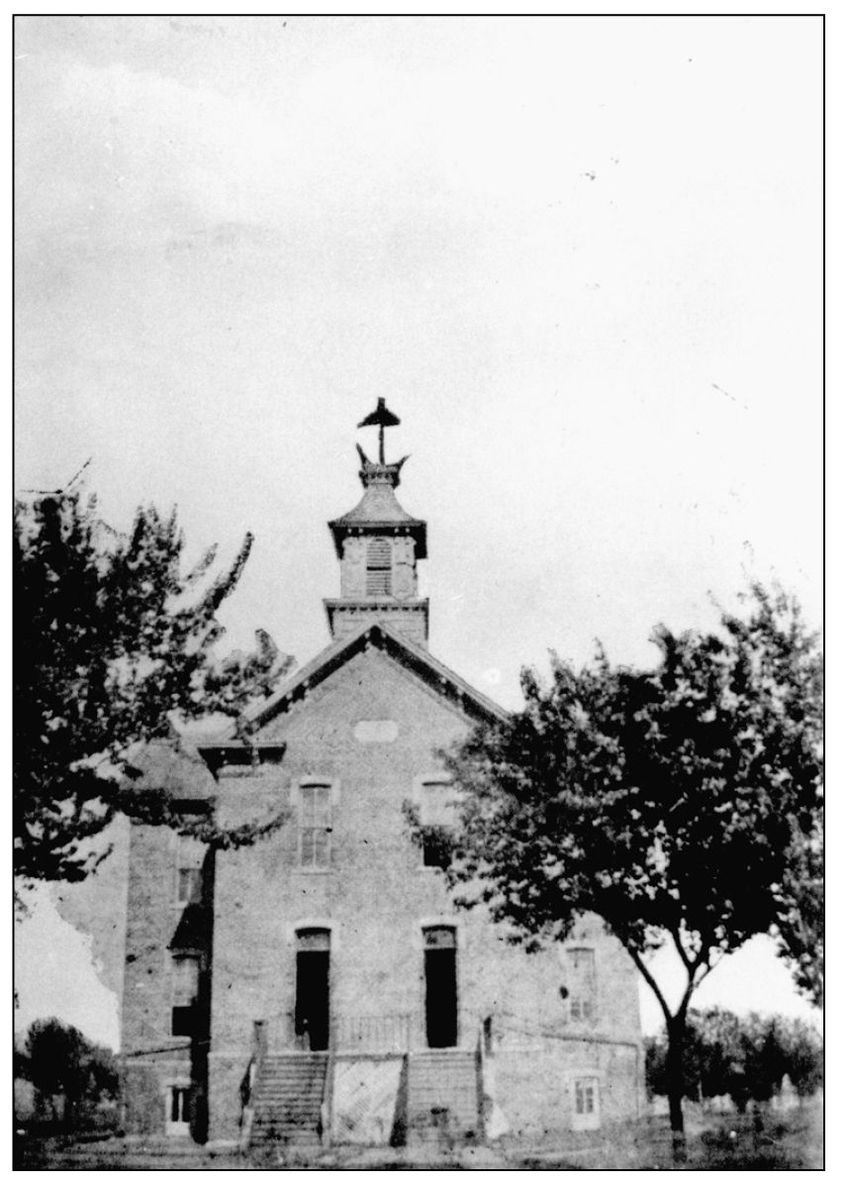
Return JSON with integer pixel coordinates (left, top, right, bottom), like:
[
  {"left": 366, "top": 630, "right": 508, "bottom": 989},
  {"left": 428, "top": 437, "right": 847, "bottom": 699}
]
[
  {"left": 23, "top": 1018, "right": 119, "bottom": 1125},
  {"left": 15, "top": 490, "right": 294, "bottom": 887},
  {"left": 645, "top": 1028, "right": 703, "bottom": 1103},
  {"left": 647, "top": 1008, "right": 823, "bottom": 1113},
  {"left": 694, "top": 1008, "right": 749, "bottom": 1110},
  {"left": 782, "top": 1017, "right": 823, "bottom": 1098},
  {"left": 773, "top": 818, "right": 823, "bottom": 1007},
  {"left": 427, "top": 583, "right": 822, "bottom": 1160}
]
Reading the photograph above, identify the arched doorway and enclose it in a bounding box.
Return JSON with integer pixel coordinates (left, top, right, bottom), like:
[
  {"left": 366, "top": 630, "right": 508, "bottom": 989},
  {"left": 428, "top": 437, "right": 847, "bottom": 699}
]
[
  {"left": 295, "top": 928, "right": 330, "bottom": 1051},
  {"left": 423, "top": 926, "right": 457, "bottom": 1048}
]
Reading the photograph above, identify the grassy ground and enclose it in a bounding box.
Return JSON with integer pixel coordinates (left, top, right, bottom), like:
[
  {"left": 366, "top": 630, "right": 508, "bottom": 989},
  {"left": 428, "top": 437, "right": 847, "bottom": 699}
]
[{"left": 15, "top": 1100, "right": 823, "bottom": 1170}]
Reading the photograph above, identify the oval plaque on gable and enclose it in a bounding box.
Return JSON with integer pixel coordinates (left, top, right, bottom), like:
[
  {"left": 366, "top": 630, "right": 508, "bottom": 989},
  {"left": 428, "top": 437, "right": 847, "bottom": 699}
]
[{"left": 354, "top": 720, "right": 399, "bottom": 743}]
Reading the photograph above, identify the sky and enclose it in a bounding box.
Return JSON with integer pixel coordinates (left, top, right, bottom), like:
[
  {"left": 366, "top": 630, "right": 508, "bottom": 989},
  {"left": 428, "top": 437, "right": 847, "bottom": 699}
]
[{"left": 14, "top": 15, "right": 823, "bottom": 1048}]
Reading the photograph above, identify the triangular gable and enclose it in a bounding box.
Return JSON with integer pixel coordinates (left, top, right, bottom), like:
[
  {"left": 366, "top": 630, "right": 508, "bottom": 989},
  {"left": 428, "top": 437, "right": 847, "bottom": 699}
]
[{"left": 214, "top": 621, "right": 509, "bottom": 740}]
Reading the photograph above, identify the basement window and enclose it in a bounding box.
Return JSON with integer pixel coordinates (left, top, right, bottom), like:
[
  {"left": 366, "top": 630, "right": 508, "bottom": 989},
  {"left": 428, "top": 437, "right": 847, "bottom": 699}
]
[
  {"left": 573, "top": 1077, "right": 601, "bottom": 1130},
  {"left": 165, "top": 1085, "right": 191, "bottom": 1136}
]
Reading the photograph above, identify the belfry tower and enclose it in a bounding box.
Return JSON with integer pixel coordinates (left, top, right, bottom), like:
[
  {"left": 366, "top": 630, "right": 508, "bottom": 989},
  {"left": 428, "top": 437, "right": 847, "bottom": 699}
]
[{"left": 324, "top": 399, "right": 429, "bottom": 646}]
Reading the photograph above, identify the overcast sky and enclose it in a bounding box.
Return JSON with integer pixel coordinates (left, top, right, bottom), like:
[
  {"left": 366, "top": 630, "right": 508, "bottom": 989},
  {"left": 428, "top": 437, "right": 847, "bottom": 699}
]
[{"left": 15, "top": 15, "right": 823, "bottom": 1047}]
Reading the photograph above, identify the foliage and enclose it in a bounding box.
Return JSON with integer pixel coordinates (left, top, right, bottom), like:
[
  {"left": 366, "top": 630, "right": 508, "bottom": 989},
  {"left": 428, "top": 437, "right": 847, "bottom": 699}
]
[
  {"left": 15, "top": 490, "right": 294, "bottom": 885},
  {"left": 781, "top": 1017, "right": 825, "bottom": 1097},
  {"left": 22, "top": 1018, "right": 119, "bottom": 1122},
  {"left": 772, "top": 817, "right": 823, "bottom": 1007},
  {"left": 429, "top": 582, "right": 822, "bottom": 1153},
  {"left": 646, "top": 1008, "right": 822, "bottom": 1111},
  {"left": 645, "top": 1026, "right": 703, "bottom": 1102}
]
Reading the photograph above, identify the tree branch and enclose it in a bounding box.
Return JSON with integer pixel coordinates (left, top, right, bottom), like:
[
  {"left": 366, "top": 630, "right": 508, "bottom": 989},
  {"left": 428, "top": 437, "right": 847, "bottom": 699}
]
[
  {"left": 675, "top": 943, "right": 716, "bottom": 1022},
  {"left": 626, "top": 945, "right": 674, "bottom": 1029},
  {"left": 671, "top": 924, "right": 696, "bottom": 973}
]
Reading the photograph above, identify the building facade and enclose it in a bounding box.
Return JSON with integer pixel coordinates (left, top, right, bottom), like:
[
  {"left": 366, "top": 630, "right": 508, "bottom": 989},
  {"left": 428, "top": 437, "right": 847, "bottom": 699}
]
[{"left": 120, "top": 403, "right": 644, "bottom": 1147}]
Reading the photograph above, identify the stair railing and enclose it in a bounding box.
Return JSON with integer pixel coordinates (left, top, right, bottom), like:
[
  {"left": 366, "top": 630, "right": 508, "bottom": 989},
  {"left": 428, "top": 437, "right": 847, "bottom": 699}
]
[
  {"left": 238, "top": 1020, "right": 267, "bottom": 1154},
  {"left": 331, "top": 1012, "right": 415, "bottom": 1053},
  {"left": 320, "top": 1024, "right": 335, "bottom": 1147},
  {"left": 475, "top": 1019, "right": 486, "bottom": 1141}
]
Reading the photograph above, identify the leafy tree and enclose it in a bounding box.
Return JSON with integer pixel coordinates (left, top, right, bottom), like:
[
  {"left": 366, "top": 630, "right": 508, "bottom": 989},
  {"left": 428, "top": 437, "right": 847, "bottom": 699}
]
[
  {"left": 773, "top": 818, "right": 823, "bottom": 1007},
  {"left": 781, "top": 1017, "right": 823, "bottom": 1098},
  {"left": 14, "top": 1036, "right": 30, "bottom": 1083},
  {"left": 425, "top": 583, "right": 821, "bottom": 1159},
  {"left": 648, "top": 1008, "right": 822, "bottom": 1114},
  {"left": 693, "top": 1008, "right": 748, "bottom": 1109},
  {"left": 23, "top": 1018, "right": 119, "bottom": 1125},
  {"left": 15, "top": 490, "right": 294, "bottom": 887},
  {"left": 645, "top": 1029, "right": 703, "bottom": 1102}
]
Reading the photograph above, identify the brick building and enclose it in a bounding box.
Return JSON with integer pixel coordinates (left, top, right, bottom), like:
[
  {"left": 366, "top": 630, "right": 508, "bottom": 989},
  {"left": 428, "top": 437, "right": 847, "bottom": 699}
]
[{"left": 120, "top": 402, "right": 644, "bottom": 1147}]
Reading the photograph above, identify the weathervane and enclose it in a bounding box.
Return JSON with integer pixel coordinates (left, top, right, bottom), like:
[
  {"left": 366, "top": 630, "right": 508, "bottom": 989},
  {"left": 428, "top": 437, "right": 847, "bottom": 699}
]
[
  {"left": 357, "top": 397, "right": 400, "bottom": 465},
  {"left": 355, "top": 398, "right": 409, "bottom": 488}
]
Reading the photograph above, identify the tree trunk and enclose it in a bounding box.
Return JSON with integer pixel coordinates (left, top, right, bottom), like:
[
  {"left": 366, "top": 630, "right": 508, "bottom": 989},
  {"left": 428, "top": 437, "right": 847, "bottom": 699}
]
[{"left": 666, "top": 1023, "right": 688, "bottom": 1165}]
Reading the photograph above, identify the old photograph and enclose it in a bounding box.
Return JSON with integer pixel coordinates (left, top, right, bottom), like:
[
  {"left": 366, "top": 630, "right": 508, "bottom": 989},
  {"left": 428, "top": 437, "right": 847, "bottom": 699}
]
[{"left": 14, "top": 14, "right": 823, "bottom": 1169}]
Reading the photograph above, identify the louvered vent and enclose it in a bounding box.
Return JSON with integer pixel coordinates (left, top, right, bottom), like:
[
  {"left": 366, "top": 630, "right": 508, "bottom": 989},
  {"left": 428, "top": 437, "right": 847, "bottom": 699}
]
[{"left": 366, "top": 538, "right": 392, "bottom": 595}]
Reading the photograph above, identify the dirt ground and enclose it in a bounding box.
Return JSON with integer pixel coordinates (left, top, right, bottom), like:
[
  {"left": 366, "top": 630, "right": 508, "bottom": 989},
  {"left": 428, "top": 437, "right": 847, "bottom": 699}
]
[{"left": 15, "top": 1101, "right": 823, "bottom": 1170}]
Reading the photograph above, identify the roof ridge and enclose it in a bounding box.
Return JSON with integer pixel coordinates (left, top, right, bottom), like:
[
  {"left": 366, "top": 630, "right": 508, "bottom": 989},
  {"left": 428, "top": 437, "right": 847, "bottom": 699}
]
[{"left": 211, "top": 621, "right": 509, "bottom": 737}]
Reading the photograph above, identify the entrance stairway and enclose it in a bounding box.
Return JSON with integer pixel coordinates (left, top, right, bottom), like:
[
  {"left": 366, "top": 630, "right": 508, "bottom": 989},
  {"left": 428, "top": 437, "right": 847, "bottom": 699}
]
[
  {"left": 407, "top": 1049, "right": 480, "bottom": 1144},
  {"left": 250, "top": 1053, "right": 328, "bottom": 1147}
]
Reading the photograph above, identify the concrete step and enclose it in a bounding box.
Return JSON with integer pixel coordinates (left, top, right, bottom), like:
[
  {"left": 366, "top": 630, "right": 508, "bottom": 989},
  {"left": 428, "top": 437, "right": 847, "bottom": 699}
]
[
  {"left": 249, "top": 1054, "right": 328, "bottom": 1151},
  {"left": 407, "top": 1050, "right": 480, "bottom": 1142},
  {"left": 255, "top": 1083, "right": 323, "bottom": 1091}
]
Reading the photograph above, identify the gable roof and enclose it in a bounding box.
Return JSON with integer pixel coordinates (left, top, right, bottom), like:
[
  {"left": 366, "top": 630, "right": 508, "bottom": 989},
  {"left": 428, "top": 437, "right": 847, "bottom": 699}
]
[{"left": 215, "top": 620, "right": 509, "bottom": 738}]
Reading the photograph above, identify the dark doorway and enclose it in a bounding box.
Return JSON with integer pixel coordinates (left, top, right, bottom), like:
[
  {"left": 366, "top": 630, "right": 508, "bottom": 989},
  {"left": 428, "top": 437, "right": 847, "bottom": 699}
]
[
  {"left": 295, "top": 929, "right": 330, "bottom": 1051},
  {"left": 424, "top": 926, "right": 458, "bottom": 1048}
]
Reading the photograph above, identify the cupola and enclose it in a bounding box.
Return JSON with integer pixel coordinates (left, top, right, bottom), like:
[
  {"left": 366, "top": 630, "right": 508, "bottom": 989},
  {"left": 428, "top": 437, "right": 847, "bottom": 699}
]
[{"left": 324, "top": 399, "right": 429, "bottom": 646}]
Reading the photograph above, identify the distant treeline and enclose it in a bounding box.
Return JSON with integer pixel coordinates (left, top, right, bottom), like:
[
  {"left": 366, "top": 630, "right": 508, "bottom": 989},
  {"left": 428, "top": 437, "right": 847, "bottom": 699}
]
[{"left": 645, "top": 1008, "right": 822, "bottom": 1112}]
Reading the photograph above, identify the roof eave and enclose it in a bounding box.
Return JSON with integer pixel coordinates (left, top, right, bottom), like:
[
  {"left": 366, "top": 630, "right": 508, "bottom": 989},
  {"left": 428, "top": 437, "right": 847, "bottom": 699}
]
[
  {"left": 231, "top": 620, "right": 508, "bottom": 734},
  {"left": 327, "top": 519, "right": 428, "bottom": 560}
]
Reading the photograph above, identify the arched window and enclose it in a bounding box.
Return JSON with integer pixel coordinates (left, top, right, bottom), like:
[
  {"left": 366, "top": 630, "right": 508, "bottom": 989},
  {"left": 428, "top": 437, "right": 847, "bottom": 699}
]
[{"left": 366, "top": 537, "right": 392, "bottom": 595}]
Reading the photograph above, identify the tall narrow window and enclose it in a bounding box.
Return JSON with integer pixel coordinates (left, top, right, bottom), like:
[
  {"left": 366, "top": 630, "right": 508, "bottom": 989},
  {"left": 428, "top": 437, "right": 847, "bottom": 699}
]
[
  {"left": 419, "top": 781, "right": 456, "bottom": 868},
  {"left": 171, "top": 954, "right": 200, "bottom": 1037},
  {"left": 300, "top": 784, "right": 332, "bottom": 868},
  {"left": 177, "top": 866, "right": 203, "bottom": 905},
  {"left": 565, "top": 948, "right": 597, "bottom": 1024},
  {"left": 365, "top": 537, "right": 392, "bottom": 595},
  {"left": 176, "top": 835, "right": 204, "bottom": 905}
]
